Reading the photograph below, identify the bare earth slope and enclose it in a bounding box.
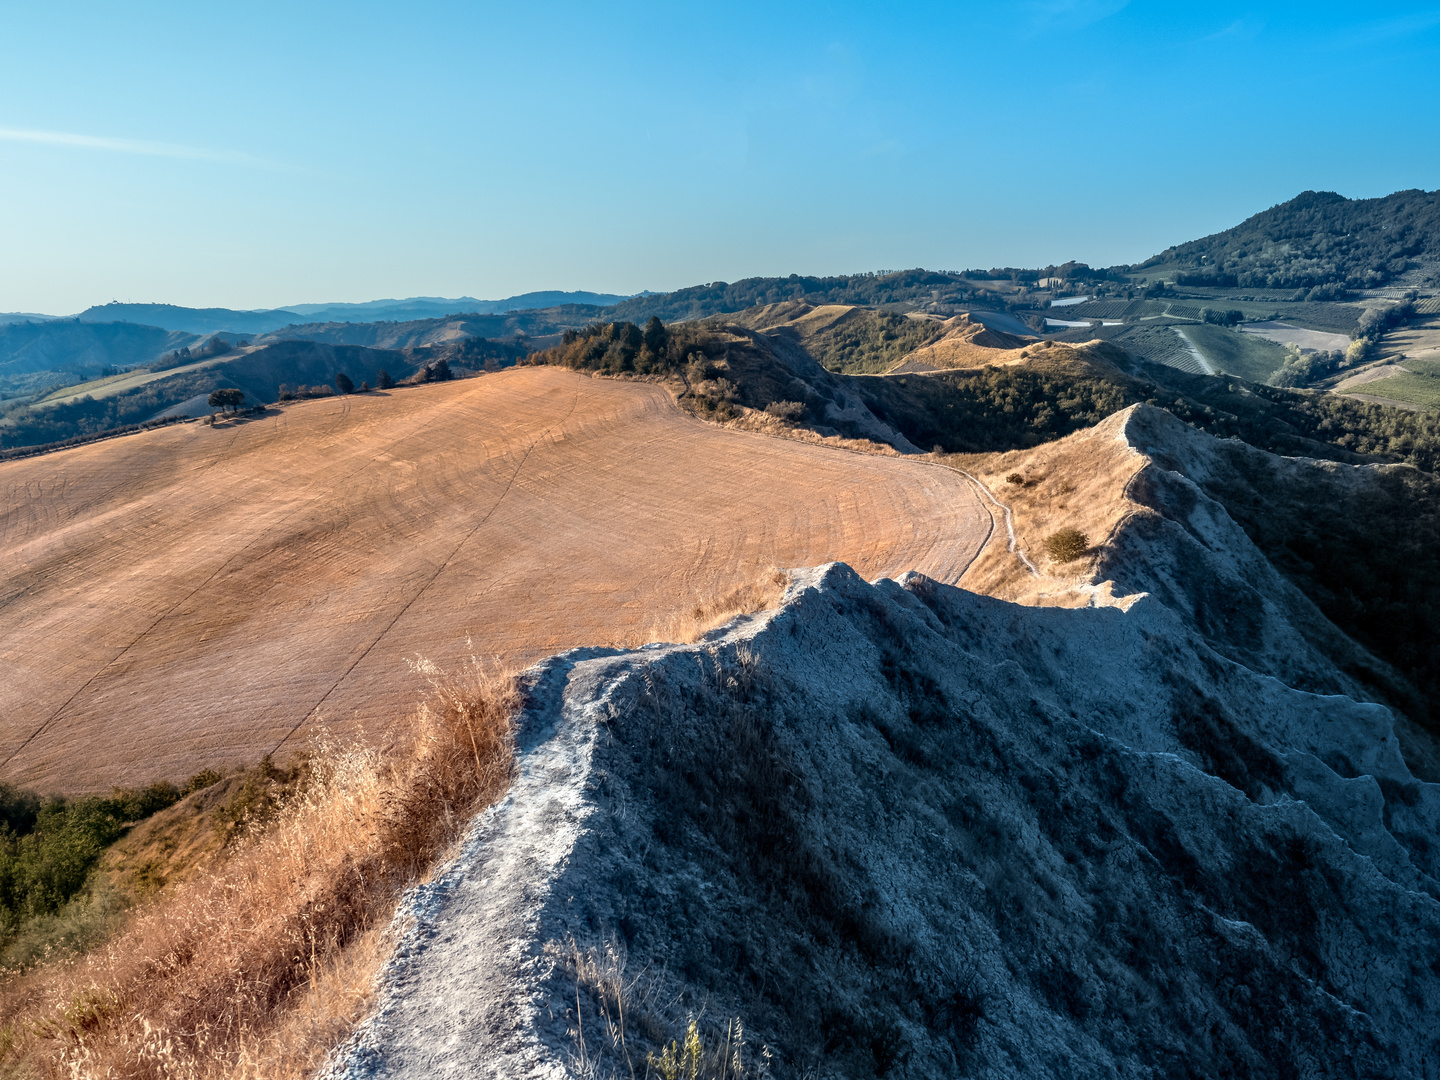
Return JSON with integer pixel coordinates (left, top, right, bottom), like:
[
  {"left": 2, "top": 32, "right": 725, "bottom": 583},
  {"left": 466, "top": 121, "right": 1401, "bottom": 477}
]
[
  {"left": 890, "top": 313, "right": 1035, "bottom": 372},
  {"left": 0, "top": 366, "right": 989, "bottom": 790}
]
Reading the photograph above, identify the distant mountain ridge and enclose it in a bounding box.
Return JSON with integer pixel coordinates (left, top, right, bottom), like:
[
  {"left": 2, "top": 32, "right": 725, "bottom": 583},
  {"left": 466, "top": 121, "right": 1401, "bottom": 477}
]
[
  {"left": 75, "top": 304, "right": 304, "bottom": 336},
  {"left": 251, "top": 306, "right": 610, "bottom": 350},
  {"left": 280, "top": 290, "right": 635, "bottom": 323},
  {"left": 9, "top": 185, "right": 1440, "bottom": 438},
  {"left": 66, "top": 290, "right": 638, "bottom": 335}
]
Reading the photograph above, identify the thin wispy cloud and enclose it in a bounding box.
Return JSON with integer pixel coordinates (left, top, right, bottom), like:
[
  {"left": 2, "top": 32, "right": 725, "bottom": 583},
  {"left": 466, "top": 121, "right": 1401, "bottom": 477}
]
[
  {"left": 1200, "top": 17, "right": 1265, "bottom": 43},
  {"left": 1025, "top": 0, "right": 1129, "bottom": 31},
  {"left": 0, "top": 127, "right": 262, "bottom": 166}
]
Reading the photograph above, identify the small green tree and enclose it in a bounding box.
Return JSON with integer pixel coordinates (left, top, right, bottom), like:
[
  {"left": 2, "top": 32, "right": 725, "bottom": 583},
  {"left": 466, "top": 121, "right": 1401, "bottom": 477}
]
[
  {"left": 418, "top": 359, "right": 454, "bottom": 383},
  {"left": 335, "top": 372, "right": 354, "bottom": 395},
  {"left": 1044, "top": 527, "right": 1089, "bottom": 563},
  {"left": 1345, "top": 338, "right": 1373, "bottom": 365},
  {"left": 377, "top": 369, "right": 396, "bottom": 390},
  {"left": 207, "top": 388, "right": 245, "bottom": 414}
]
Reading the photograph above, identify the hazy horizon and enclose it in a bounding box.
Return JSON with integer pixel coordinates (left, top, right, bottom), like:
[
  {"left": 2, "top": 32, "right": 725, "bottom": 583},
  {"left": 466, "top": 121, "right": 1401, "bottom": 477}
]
[
  {"left": 3, "top": 1, "right": 1438, "bottom": 313},
  {"left": 7, "top": 289, "right": 639, "bottom": 318}
]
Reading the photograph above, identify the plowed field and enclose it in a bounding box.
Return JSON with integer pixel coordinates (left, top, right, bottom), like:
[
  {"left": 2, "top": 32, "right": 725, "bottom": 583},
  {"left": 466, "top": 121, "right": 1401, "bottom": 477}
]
[{"left": 0, "top": 366, "right": 990, "bottom": 790}]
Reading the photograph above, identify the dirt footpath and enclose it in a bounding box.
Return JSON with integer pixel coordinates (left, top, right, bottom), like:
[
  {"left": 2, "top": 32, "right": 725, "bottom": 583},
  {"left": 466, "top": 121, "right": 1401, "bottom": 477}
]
[{"left": 0, "top": 366, "right": 991, "bottom": 790}]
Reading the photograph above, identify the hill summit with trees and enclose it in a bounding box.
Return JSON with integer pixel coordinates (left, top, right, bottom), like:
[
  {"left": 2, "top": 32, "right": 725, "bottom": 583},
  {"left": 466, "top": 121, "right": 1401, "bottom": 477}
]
[{"left": 1137, "top": 188, "right": 1440, "bottom": 292}]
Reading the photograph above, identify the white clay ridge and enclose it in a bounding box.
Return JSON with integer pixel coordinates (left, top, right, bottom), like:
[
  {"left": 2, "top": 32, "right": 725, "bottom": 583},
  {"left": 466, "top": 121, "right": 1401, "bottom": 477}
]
[{"left": 326, "top": 408, "right": 1440, "bottom": 1080}]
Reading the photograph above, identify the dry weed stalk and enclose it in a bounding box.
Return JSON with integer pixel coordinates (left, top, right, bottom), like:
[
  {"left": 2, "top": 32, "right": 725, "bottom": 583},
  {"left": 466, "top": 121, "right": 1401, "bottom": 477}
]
[{"left": 0, "top": 662, "right": 518, "bottom": 1080}]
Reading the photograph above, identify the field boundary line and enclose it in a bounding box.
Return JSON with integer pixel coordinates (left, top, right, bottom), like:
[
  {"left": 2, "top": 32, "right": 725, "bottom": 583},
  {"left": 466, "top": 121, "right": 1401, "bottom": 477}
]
[
  {"left": 0, "top": 389, "right": 479, "bottom": 776},
  {"left": 269, "top": 376, "right": 586, "bottom": 755},
  {"left": 1172, "top": 327, "right": 1216, "bottom": 375}
]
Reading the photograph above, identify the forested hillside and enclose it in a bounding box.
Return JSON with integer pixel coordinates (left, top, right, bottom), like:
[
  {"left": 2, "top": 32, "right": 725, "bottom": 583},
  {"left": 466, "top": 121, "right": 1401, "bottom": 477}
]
[
  {"left": 0, "top": 321, "right": 196, "bottom": 389},
  {"left": 253, "top": 306, "right": 605, "bottom": 350},
  {"left": 1138, "top": 188, "right": 1440, "bottom": 291},
  {"left": 604, "top": 269, "right": 1032, "bottom": 323}
]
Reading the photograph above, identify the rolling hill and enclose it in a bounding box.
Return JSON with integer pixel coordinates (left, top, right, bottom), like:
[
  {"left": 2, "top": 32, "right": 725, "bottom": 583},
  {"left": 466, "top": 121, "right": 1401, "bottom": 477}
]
[
  {"left": 0, "top": 319, "right": 198, "bottom": 398},
  {"left": 0, "top": 366, "right": 990, "bottom": 790},
  {"left": 1135, "top": 188, "right": 1440, "bottom": 291},
  {"left": 6, "top": 301, "right": 1440, "bottom": 1080},
  {"left": 329, "top": 404, "right": 1440, "bottom": 1080},
  {"left": 0, "top": 340, "right": 424, "bottom": 450},
  {"left": 69, "top": 292, "right": 638, "bottom": 336},
  {"left": 524, "top": 310, "right": 1440, "bottom": 729}
]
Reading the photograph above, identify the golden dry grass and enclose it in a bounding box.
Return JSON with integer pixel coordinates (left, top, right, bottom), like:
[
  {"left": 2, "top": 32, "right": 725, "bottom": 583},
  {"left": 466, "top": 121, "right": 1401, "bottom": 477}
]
[
  {"left": 0, "top": 663, "right": 518, "bottom": 1080},
  {"left": 935, "top": 406, "right": 1151, "bottom": 607},
  {"left": 619, "top": 568, "right": 792, "bottom": 647},
  {"left": 0, "top": 365, "right": 990, "bottom": 792},
  {"left": 888, "top": 314, "right": 1037, "bottom": 373}
]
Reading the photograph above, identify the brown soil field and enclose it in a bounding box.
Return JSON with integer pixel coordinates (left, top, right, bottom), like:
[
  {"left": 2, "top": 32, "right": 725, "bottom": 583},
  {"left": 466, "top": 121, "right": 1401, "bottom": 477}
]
[
  {"left": 1382, "top": 313, "right": 1440, "bottom": 365},
  {"left": 0, "top": 366, "right": 991, "bottom": 791},
  {"left": 1238, "top": 321, "right": 1351, "bottom": 354}
]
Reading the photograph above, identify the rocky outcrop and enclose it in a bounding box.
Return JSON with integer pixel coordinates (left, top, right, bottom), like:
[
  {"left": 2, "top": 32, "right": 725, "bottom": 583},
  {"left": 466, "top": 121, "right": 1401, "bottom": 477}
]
[{"left": 328, "top": 415, "right": 1440, "bottom": 1080}]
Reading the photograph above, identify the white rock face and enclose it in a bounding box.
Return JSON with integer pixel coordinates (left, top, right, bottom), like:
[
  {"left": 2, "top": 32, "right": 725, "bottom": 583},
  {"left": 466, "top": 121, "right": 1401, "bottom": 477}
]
[{"left": 328, "top": 412, "right": 1440, "bottom": 1080}]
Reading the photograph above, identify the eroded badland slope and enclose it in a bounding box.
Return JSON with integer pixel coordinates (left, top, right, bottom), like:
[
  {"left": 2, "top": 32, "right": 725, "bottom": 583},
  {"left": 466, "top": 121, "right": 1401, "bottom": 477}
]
[
  {"left": 329, "top": 404, "right": 1440, "bottom": 1080},
  {"left": 0, "top": 366, "right": 990, "bottom": 790}
]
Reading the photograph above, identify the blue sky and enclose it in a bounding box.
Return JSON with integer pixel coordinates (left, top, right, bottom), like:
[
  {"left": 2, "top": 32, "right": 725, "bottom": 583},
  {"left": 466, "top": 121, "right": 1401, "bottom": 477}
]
[{"left": 2, "top": 1, "right": 1438, "bottom": 312}]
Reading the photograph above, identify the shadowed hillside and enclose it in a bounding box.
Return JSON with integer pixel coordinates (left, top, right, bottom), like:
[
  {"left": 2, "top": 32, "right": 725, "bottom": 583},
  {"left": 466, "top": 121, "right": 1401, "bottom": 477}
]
[
  {"left": 0, "top": 320, "right": 198, "bottom": 398},
  {"left": 77, "top": 303, "right": 304, "bottom": 336}
]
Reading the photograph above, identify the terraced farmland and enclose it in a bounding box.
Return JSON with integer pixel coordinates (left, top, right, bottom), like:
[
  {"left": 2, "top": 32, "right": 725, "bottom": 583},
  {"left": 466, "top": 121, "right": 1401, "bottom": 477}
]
[{"left": 1115, "top": 325, "right": 1208, "bottom": 372}]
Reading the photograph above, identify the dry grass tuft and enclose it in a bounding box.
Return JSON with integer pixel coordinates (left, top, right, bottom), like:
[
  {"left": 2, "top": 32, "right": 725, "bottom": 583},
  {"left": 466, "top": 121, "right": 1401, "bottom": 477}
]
[
  {"left": 625, "top": 569, "right": 791, "bottom": 648},
  {"left": 0, "top": 662, "right": 518, "bottom": 1080}
]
